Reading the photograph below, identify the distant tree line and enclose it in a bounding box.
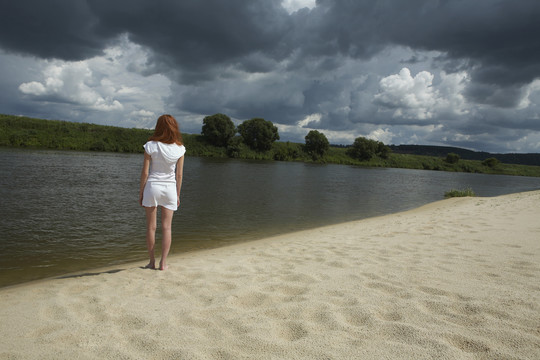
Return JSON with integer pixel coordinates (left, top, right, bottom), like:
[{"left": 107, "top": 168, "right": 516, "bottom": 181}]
[
  {"left": 390, "top": 144, "right": 540, "bottom": 167},
  {"left": 201, "top": 113, "right": 391, "bottom": 162},
  {"left": 3, "top": 113, "right": 539, "bottom": 177},
  {"left": 1, "top": 113, "right": 391, "bottom": 163}
]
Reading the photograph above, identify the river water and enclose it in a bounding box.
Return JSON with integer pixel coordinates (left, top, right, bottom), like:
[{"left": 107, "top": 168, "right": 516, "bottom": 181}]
[{"left": 1, "top": 148, "right": 539, "bottom": 287}]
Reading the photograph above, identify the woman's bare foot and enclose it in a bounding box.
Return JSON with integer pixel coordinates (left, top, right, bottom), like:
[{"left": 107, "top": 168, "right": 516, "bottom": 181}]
[
  {"left": 159, "top": 261, "right": 168, "bottom": 271},
  {"left": 144, "top": 262, "right": 155, "bottom": 269}
]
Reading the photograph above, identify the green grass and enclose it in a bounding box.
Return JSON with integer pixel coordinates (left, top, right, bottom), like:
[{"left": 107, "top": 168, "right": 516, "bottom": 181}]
[
  {"left": 2, "top": 114, "right": 540, "bottom": 177},
  {"left": 444, "top": 188, "right": 476, "bottom": 198},
  {"left": 0, "top": 114, "right": 152, "bottom": 153}
]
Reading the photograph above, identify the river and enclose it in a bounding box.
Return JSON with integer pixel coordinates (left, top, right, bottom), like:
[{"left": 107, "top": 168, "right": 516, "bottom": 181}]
[{"left": 1, "top": 148, "right": 539, "bottom": 287}]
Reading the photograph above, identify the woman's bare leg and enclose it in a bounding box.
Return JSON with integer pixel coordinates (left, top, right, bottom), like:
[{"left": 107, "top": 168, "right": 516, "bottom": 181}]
[
  {"left": 159, "top": 207, "right": 174, "bottom": 270},
  {"left": 145, "top": 206, "right": 158, "bottom": 269}
]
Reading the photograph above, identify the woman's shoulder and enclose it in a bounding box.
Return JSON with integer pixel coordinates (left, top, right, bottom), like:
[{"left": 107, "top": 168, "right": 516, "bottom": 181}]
[
  {"left": 143, "top": 141, "right": 158, "bottom": 154},
  {"left": 160, "top": 142, "right": 185, "bottom": 149},
  {"left": 174, "top": 144, "right": 186, "bottom": 157},
  {"left": 167, "top": 143, "right": 185, "bottom": 151},
  {"left": 157, "top": 142, "right": 186, "bottom": 160}
]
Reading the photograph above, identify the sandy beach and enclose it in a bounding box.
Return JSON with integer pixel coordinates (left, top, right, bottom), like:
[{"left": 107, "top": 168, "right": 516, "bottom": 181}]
[{"left": 1, "top": 191, "right": 539, "bottom": 359}]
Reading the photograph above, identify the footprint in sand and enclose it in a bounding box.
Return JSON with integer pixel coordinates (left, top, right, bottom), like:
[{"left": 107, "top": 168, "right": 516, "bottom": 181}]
[
  {"left": 232, "top": 291, "right": 270, "bottom": 308},
  {"left": 275, "top": 321, "right": 308, "bottom": 341},
  {"left": 418, "top": 286, "right": 449, "bottom": 297},
  {"left": 447, "top": 334, "right": 491, "bottom": 353},
  {"left": 341, "top": 307, "right": 374, "bottom": 327}
]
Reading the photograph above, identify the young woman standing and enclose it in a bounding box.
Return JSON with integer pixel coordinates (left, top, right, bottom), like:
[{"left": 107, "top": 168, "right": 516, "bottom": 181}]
[{"left": 139, "top": 115, "right": 186, "bottom": 270}]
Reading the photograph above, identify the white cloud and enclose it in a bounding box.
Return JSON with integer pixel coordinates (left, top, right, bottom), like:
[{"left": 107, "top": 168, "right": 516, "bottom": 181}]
[
  {"left": 366, "top": 128, "right": 394, "bottom": 144},
  {"left": 18, "top": 81, "right": 46, "bottom": 96},
  {"left": 129, "top": 109, "right": 156, "bottom": 128},
  {"left": 281, "top": 0, "right": 316, "bottom": 14},
  {"left": 373, "top": 67, "right": 472, "bottom": 121},
  {"left": 17, "top": 36, "right": 171, "bottom": 125},
  {"left": 93, "top": 99, "right": 123, "bottom": 111},
  {"left": 19, "top": 60, "right": 124, "bottom": 111},
  {"left": 297, "top": 113, "right": 321, "bottom": 127},
  {"left": 517, "top": 78, "right": 540, "bottom": 110},
  {"left": 374, "top": 67, "right": 437, "bottom": 119},
  {"left": 437, "top": 71, "right": 469, "bottom": 115},
  {"left": 131, "top": 109, "right": 155, "bottom": 118}
]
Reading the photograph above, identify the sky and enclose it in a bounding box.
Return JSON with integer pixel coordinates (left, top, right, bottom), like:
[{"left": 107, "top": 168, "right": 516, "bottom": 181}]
[{"left": 1, "top": 0, "right": 540, "bottom": 153}]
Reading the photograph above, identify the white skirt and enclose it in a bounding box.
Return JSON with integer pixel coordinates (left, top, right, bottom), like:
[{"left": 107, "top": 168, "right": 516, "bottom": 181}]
[{"left": 142, "top": 182, "right": 178, "bottom": 211}]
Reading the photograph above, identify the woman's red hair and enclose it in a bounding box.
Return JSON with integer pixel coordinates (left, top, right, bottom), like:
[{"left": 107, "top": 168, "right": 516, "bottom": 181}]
[{"left": 149, "top": 114, "right": 183, "bottom": 145}]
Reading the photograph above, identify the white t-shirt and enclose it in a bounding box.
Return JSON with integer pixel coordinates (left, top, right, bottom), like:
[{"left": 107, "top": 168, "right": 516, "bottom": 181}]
[{"left": 143, "top": 141, "right": 186, "bottom": 183}]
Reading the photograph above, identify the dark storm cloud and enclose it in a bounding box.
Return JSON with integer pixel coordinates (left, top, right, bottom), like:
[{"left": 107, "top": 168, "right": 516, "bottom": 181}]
[
  {"left": 464, "top": 82, "right": 528, "bottom": 108},
  {"left": 3, "top": 0, "right": 539, "bottom": 91},
  {"left": 0, "top": 0, "right": 109, "bottom": 60},
  {"left": 86, "top": 0, "right": 292, "bottom": 82},
  {"left": 0, "top": 0, "right": 292, "bottom": 79}
]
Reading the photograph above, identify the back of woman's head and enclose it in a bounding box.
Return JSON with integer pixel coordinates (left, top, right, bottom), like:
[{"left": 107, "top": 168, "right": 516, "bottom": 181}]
[{"left": 149, "top": 114, "right": 183, "bottom": 145}]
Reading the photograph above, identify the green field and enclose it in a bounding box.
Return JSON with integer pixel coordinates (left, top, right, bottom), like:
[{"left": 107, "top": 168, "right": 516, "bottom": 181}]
[{"left": 2, "top": 114, "right": 540, "bottom": 177}]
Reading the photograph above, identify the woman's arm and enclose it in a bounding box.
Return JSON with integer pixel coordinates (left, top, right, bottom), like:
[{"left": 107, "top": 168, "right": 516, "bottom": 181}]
[
  {"left": 139, "top": 152, "right": 151, "bottom": 206},
  {"left": 176, "top": 155, "right": 185, "bottom": 207}
]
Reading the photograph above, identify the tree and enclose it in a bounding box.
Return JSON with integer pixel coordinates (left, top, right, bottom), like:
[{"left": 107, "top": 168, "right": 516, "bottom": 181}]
[
  {"left": 304, "top": 130, "right": 329, "bottom": 158},
  {"left": 237, "top": 118, "right": 279, "bottom": 151},
  {"left": 376, "top": 141, "right": 391, "bottom": 159},
  {"left": 445, "top": 152, "right": 460, "bottom": 164},
  {"left": 226, "top": 136, "right": 244, "bottom": 158},
  {"left": 201, "top": 113, "right": 236, "bottom": 146},
  {"left": 482, "top": 157, "right": 500, "bottom": 168},
  {"left": 347, "top": 137, "right": 390, "bottom": 161},
  {"left": 274, "top": 142, "right": 300, "bottom": 161}
]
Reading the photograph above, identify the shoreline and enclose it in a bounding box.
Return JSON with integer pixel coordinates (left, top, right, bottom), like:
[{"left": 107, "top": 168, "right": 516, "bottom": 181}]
[
  {"left": 2, "top": 191, "right": 539, "bottom": 359},
  {"left": 0, "top": 195, "right": 481, "bottom": 291},
  {"left": 0, "top": 198, "right": 436, "bottom": 290}
]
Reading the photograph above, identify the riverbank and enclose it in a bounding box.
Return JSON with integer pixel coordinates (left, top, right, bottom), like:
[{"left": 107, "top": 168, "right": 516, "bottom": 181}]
[
  {"left": 3, "top": 114, "right": 540, "bottom": 177},
  {"left": 1, "top": 191, "right": 539, "bottom": 359}
]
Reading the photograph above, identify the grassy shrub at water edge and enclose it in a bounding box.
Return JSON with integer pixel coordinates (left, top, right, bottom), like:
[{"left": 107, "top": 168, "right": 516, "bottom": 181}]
[{"left": 444, "top": 188, "right": 476, "bottom": 198}]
